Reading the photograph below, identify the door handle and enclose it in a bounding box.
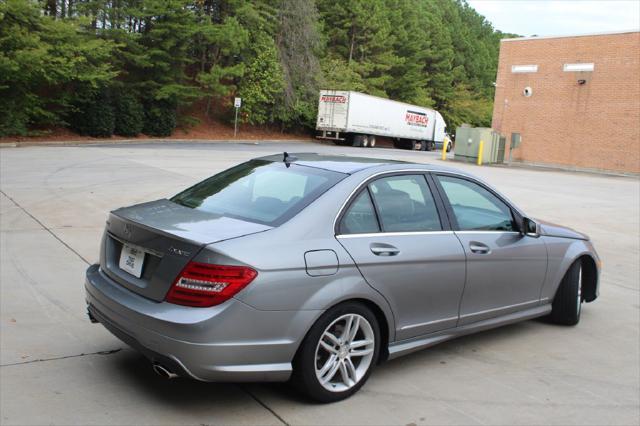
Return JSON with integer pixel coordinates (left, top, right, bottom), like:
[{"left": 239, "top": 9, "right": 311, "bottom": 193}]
[
  {"left": 469, "top": 242, "right": 491, "bottom": 254},
  {"left": 370, "top": 244, "right": 400, "bottom": 256}
]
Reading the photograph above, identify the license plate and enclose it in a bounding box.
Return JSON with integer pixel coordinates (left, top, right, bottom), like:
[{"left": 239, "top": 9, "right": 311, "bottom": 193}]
[{"left": 119, "top": 244, "right": 145, "bottom": 278}]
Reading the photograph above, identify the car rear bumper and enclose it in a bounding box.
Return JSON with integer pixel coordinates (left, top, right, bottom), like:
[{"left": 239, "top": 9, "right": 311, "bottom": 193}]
[{"left": 85, "top": 264, "right": 321, "bottom": 382}]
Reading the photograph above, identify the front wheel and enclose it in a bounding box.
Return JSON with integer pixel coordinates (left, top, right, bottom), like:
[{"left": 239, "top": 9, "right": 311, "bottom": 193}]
[
  {"left": 292, "top": 302, "right": 380, "bottom": 403},
  {"left": 549, "top": 260, "right": 583, "bottom": 325}
]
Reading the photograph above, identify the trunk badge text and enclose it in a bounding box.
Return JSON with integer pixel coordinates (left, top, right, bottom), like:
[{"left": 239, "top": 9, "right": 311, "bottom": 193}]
[{"left": 169, "top": 247, "right": 191, "bottom": 257}]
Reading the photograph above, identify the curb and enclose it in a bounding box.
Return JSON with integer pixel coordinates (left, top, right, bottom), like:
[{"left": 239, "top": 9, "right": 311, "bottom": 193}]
[
  {"left": 0, "top": 138, "right": 314, "bottom": 148},
  {"left": 438, "top": 157, "right": 639, "bottom": 178}
]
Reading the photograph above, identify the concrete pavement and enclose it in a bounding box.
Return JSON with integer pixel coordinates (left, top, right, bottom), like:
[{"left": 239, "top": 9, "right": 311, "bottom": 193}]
[{"left": 1, "top": 141, "right": 638, "bottom": 425}]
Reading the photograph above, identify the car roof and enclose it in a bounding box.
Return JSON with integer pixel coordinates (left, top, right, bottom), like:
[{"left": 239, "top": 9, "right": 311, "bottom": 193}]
[{"left": 257, "top": 152, "right": 460, "bottom": 175}]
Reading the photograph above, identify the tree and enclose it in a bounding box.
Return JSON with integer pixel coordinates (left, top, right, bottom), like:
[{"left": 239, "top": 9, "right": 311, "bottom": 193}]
[
  {"left": 237, "top": 34, "right": 285, "bottom": 125},
  {"left": 0, "top": 0, "right": 116, "bottom": 135},
  {"left": 275, "top": 0, "right": 322, "bottom": 128},
  {"left": 194, "top": 15, "right": 249, "bottom": 116},
  {"left": 0, "top": 0, "right": 511, "bottom": 136},
  {"left": 317, "top": 0, "right": 400, "bottom": 96}
]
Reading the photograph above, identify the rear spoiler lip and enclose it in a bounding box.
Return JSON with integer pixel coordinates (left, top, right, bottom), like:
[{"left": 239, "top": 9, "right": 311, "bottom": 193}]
[{"left": 110, "top": 201, "right": 274, "bottom": 246}]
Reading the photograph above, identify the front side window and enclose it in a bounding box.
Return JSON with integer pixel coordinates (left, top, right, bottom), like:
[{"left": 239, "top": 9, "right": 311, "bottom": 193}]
[
  {"left": 369, "top": 175, "right": 442, "bottom": 232},
  {"left": 172, "top": 160, "right": 345, "bottom": 226},
  {"left": 437, "top": 175, "right": 515, "bottom": 231}
]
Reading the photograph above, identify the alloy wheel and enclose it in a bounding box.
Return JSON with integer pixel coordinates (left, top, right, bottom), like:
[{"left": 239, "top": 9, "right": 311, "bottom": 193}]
[
  {"left": 314, "top": 313, "right": 375, "bottom": 392},
  {"left": 577, "top": 265, "right": 582, "bottom": 313}
]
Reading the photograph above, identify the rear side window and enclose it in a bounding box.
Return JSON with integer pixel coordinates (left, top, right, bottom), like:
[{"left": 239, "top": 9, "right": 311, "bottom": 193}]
[
  {"left": 340, "top": 190, "right": 380, "bottom": 234},
  {"left": 370, "top": 175, "right": 442, "bottom": 232},
  {"left": 437, "top": 175, "right": 515, "bottom": 231},
  {"left": 172, "top": 160, "right": 345, "bottom": 226}
]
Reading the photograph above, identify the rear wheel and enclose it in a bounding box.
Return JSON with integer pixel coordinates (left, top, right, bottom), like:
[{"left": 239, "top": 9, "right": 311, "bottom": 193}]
[
  {"left": 549, "top": 260, "right": 583, "bottom": 325},
  {"left": 446, "top": 142, "right": 452, "bottom": 152},
  {"left": 368, "top": 135, "right": 376, "bottom": 148},
  {"left": 292, "top": 302, "right": 380, "bottom": 403}
]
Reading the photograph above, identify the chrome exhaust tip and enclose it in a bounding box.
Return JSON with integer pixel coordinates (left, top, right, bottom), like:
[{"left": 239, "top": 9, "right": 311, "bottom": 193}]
[{"left": 152, "top": 363, "right": 178, "bottom": 379}]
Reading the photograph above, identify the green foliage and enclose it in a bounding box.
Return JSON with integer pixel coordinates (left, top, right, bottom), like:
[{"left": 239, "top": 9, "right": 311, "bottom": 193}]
[
  {"left": 276, "top": 0, "right": 323, "bottom": 128},
  {"left": 318, "top": 0, "right": 401, "bottom": 97},
  {"left": 320, "top": 58, "right": 367, "bottom": 92},
  {"left": 69, "top": 90, "right": 116, "bottom": 137},
  {"left": 0, "top": 0, "right": 116, "bottom": 136},
  {"left": 237, "top": 34, "right": 285, "bottom": 125},
  {"left": 0, "top": 0, "right": 512, "bottom": 137},
  {"left": 143, "top": 101, "right": 177, "bottom": 137},
  {"left": 114, "top": 94, "right": 144, "bottom": 136}
]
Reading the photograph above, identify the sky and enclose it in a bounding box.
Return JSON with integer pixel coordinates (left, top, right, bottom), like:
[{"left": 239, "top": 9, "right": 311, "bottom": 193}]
[{"left": 466, "top": 0, "right": 640, "bottom": 37}]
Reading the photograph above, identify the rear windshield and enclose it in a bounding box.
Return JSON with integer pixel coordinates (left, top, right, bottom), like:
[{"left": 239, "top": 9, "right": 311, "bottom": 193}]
[{"left": 171, "top": 160, "right": 346, "bottom": 226}]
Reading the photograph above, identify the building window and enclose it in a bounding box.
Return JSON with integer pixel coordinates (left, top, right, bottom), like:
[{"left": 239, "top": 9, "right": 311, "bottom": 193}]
[
  {"left": 563, "top": 63, "right": 595, "bottom": 72},
  {"left": 511, "top": 65, "right": 538, "bottom": 73}
]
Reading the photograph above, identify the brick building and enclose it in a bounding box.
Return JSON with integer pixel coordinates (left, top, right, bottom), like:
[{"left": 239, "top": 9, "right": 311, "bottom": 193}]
[{"left": 491, "top": 30, "right": 640, "bottom": 174}]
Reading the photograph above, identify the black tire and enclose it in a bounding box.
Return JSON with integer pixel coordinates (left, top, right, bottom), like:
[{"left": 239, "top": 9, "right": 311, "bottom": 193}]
[
  {"left": 411, "top": 140, "right": 419, "bottom": 150},
  {"left": 291, "top": 302, "right": 380, "bottom": 403},
  {"left": 446, "top": 142, "right": 452, "bottom": 152},
  {"left": 368, "top": 135, "right": 376, "bottom": 148},
  {"left": 549, "top": 260, "right": 583, "bottom": 325},
  {"left": 353, "top": 135, "right": 365, "bottom": 147}
]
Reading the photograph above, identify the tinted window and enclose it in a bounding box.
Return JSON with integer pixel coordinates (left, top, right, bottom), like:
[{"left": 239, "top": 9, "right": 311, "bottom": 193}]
[
  {"left": 437, "top": 175, "right": 515, "bottom": 231},
  {"left": 172, "top": 160, "right": 345, "bottom": 226},
  {"left": 369, "top": 175, "right": 442, "bottom": 232},
  {"left": 340, "top": 190, "right": 380, "bottom": 234}
]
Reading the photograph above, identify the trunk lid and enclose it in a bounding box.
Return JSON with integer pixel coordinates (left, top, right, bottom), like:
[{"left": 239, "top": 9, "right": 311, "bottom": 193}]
[{"left": 100, "top": 199, "right": 271, "bottom": 301}]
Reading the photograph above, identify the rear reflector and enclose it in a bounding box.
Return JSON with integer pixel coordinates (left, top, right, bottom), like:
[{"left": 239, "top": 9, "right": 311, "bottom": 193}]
[{"left": 165, "top": 262, "right": 257, "bottom": 307}]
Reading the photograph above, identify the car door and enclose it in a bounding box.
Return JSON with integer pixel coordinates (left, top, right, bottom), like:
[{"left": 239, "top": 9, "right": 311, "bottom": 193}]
[
  {"left": 336, "top": 173, "right": 466, "bottom": 341},
  {"left": 433, "top": 174, "right": 548, "bottom": 325}
]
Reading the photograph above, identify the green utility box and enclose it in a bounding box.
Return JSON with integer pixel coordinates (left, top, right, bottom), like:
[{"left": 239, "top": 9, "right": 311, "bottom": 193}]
[{"left": 453, "top": 126, "right": 505, "bottom": 164}]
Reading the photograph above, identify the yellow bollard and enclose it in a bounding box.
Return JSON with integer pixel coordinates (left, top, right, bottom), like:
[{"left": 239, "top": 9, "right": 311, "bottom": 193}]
[
  {"left": 441, "top": 137, "right": 448, "bottom": 161},
  {"left": 477, "top": 140, "right": 484, "bottom": 165}
]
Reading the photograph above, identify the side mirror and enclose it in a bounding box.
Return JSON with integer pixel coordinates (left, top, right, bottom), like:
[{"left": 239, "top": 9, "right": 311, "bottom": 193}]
[{"left": 522, "top": 217, "right": 540, "bottom": 238}]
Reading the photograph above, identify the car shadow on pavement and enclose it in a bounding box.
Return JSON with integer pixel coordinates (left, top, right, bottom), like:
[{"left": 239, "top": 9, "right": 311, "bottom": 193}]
[
  {"left": 111, "top": 349, "right": 318, "bottom": 406},
  {"left": 107, "top": 317, "right": 557, "bottom": 407},
  {"left": 110, "top": 350, "right": 262, "bottom": 406}
]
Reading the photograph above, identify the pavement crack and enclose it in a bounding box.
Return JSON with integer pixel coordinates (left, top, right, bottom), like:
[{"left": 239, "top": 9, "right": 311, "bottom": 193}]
[
  {"left": 1, "top": 348, "right": 122, "bottom": 367},
  {"left": 0, "top": 189, "right": 90, "bottom": 265},
  {"left": 239, "top": 385, "right": 289, "bottom": 426}
]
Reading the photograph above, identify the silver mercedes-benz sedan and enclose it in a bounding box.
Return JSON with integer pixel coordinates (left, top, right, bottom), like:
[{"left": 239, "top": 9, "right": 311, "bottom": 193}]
[{"left": 85, "top": 153, "right": 600, "bottom": 402}]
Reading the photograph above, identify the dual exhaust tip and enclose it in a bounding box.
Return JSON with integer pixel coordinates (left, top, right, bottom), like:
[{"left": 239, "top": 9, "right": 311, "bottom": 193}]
[
  {"left": 87, "top": 309, "right": 179, "bottom": 380},
  {"left": 152, "top": 363, "right": 178, "bottom": 379}
]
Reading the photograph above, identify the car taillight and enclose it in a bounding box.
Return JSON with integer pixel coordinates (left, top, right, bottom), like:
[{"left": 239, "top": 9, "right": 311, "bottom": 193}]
[{"left": 165, "top": 262, "right": 257, "bottom": 307}]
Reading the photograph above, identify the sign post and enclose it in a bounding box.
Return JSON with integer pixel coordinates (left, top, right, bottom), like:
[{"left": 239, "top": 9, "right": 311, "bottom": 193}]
[{"left": 233, "top": 97, "right": 241, "bottom": 138}]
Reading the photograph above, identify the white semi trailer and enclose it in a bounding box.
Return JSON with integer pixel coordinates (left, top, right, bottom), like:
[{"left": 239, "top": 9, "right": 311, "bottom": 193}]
[{"left": 315, "top": 90, "right": 447, "bottom": 150}]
